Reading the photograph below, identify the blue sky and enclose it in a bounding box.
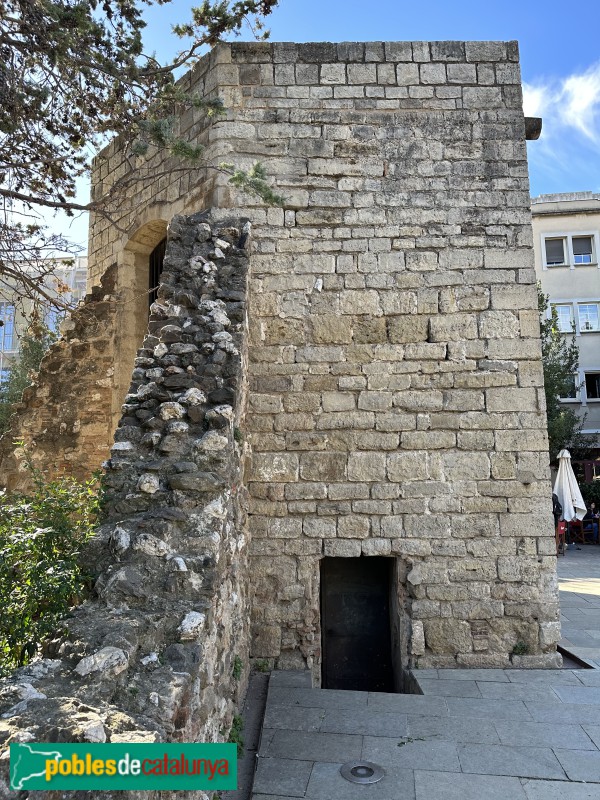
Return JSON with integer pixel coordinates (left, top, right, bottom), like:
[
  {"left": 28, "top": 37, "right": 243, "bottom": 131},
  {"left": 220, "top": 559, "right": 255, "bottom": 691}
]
[{"left": 61, "top": 0, "right": 600, "bottom": 248}]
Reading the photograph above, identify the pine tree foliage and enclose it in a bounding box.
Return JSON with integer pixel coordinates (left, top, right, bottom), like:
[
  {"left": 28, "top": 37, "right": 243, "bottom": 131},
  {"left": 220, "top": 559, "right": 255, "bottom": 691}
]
[{"left": 0, "top": 0, "right": 280, "bottom": 303}]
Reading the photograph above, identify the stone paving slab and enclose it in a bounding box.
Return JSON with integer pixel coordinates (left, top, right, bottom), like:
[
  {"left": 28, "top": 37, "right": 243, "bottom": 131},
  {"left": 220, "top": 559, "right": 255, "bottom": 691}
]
[
  {"left": 254, "top": 670, "right": 600, "bottom": 800},
  {"left": 416, "top": 678, "right": 482, "bottom": 697},
  {"left": 582, "top": 724, "right": 600, "bottom": 749},
  {"left": 445, "top": 696, "right": 534, "bottom": 720},
  {"left": 366, "top": 692, "right": 449, "bottom": 716},
  {"left": 420, "top": 668, "right": 510, "bottom": 682},
  {"left": 457, "top": 743, "right": 567, "bottom": 780},
  {"left": 406, "top": 713, "right": 500, "bottom": 745},
  {"left": 415, "top": 770, "right": 528, "bottom": 800},
  {"left": 253, "top": 796, "right": 295, "bottom": 800},
  {"left": 262, "top": 729, "right": 362, "bottom": 762},
  {"left": 522, "top": 781, "right": 600, "bottom": 799},
  {"left": 559, "top": 648, "right": 600, "bottom": 668},
  {"left": 525, "top": 701, "right": 600, "bottom": 724},
  {"left": 319, "top": 708, "right": 409, "bottom": 737},
  {"left": 268, "top": 671, "right": 313, "bottom": 689},
  {"left": 553, "top": 686, "right": 600, "bottom": 705},
  {"left": 252, "top": 757, "right": 313, "bottom": 797},
  {"left": 558, "top": 548, "right": 600, "bottom": 666},
  {"left": 554, "top": 749, "right": 600, "bottom": 782},
  {"left": 493, "top": 719, "right": 597, "bottom": 750},
  {"left": 476, "top": 681, "right": 563, "bottom": 702},
  {"left": 572, "top": 670, "right": 600, "bottom": 686},
  {"left": 263, "top": 704, "right": 324, "bottom": 732},
  {"left": 267, "top": 686, "right": 368, "bottom": 710},
  {"left": 306, "top": 762, "right": 416, "bottom": 800},
  {"left": 362, "top": 735, "right": 461, "bottom": 773},
  {"left": 561, "top": 631, "right": 600, "bottom": 648},
  {"left": 506, "top": 670, "right": 584, "bottom": 685}
]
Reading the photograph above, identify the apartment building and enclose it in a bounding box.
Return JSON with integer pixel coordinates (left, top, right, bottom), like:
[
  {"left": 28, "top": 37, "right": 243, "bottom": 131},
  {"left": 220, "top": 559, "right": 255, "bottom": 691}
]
[
  {"left": 532, "top": 192, "right": 600, "bottom": 457},
  {"left": 0, "top": 256, "right": 88, "bottom": 381}
]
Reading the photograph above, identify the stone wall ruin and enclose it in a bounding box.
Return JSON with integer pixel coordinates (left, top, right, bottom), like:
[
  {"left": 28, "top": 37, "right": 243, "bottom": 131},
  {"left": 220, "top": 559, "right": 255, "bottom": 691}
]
[
  {"left": 0, "top": 266, "right": 119, "bottom": 491},
  {"left": 0, "top": 214, "right": 251, "bottom": 799}
]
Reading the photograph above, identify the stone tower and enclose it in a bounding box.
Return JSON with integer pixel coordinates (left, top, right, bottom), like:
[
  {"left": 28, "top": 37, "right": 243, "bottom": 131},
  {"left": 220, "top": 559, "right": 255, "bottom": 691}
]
[{"left": 0, "top": 41, "right": 560, "bottom": 682}]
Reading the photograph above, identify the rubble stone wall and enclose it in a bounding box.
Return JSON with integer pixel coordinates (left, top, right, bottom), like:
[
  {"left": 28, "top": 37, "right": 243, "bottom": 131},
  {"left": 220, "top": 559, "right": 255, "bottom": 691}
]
[{"left": 0, "top": 213, "right": 252, "bottom": 800}]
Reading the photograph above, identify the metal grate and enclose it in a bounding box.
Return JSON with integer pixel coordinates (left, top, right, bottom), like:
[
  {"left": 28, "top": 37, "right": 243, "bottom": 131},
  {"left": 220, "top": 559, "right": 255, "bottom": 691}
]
[{"left": 149, "top": 238, "right": 167, "bottom": 308}]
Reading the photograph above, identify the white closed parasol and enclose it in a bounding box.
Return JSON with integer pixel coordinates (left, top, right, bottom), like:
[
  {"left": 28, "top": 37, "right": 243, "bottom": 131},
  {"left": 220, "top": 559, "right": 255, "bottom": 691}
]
[{"left": 553, "top": 449, "right": 586, "bottom": 521}]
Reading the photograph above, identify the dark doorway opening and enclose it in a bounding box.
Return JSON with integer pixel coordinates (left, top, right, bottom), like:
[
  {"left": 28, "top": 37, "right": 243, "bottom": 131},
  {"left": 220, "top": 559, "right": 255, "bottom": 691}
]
[
  {"left": 321, "top": 557, "right": 394, "bottom": 692},
  {"left": 149, "top": 237, "right": 167, "bottom": 307}
]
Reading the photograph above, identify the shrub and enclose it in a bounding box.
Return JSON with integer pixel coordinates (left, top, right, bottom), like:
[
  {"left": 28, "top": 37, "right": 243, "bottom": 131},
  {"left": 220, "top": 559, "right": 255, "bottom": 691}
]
[
  {"left": 232, "top": 655, "right": 243, "bottom": 681},
  {"left": 228, "top": 714, "right": 244, "bottom": 757},
  {"left": 0, "top": 463, "right": 99, "bottom": 675}
]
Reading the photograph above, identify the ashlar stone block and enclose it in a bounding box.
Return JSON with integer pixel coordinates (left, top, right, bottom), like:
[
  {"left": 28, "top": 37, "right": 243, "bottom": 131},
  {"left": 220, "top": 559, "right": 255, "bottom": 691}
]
[
  {"left": 429, "top": 313, "right": 478, "bottom": 341},
  {"left": 251, "top": 453, "right": 299, "bottom": 482},
  {"left": 320, "top": 63, "right": 347, "bottom": 84},
  {"left": 338, "top": 516, "right": 370, "bottom": 539},
  {"left": 424, "top": 619, "right": 473, "bottom": 654},
  {"left": 347, "top": 452, "right": 387, "bottom": 481}
]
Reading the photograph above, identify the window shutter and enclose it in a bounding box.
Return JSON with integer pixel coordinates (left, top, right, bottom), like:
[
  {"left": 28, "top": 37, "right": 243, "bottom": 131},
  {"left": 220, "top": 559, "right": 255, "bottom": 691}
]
[
  {"left": 573, "top": 236, "right": 592, "bottom": 256},
  {"left": 545, "top": 238, "right": 565, "bottom": 263}
]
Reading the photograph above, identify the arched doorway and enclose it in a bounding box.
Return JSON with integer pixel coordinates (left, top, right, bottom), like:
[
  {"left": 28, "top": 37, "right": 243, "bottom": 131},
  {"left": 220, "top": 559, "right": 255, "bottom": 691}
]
[
  {"left": 149, "top": 237, "right": 167, "bottom": 308},
  {"left": 111, "top": 219, "right": 168, "bottom": 431}
]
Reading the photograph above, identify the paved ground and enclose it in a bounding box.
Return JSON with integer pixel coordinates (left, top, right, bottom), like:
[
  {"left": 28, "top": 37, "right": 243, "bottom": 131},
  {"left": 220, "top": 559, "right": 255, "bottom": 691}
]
[
  {"left": 558, "top": 544, "right": 600, "bottom": 668},
  {"left": 252, "top": 669, "right": 600, "bottom": 799},
  {"left": 248, "top": 547, "right": 600, "bottom": 799}
]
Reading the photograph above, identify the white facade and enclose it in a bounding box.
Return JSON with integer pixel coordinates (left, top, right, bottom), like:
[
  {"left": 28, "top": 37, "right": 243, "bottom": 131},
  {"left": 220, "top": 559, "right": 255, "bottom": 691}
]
[
  {"left": 0, "top": 256, "right": 88, "bottom": 381},
  {"left": 532, "top": 192, "right": 600, "bottom": 446}
]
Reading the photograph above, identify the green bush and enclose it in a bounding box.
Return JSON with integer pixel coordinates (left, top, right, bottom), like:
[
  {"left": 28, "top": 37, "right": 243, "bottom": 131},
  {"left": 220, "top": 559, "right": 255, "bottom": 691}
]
[
  {"left": 0, "top": 464, "right": 99, "bottom": 675},
  {"left": 228, "top": 714, "right": 244, "bottom": 758}
]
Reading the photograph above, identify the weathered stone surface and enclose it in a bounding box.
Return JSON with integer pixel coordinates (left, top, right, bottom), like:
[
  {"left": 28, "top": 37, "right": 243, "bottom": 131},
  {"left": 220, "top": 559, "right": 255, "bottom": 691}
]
[
  {"left": 0, "top": 42, "right": 559, "bottom": 761},
  {"left": 424, "top": 619, "right": 473, "bottom": 654},
  {"left": 168, "top": 472, "right": 225, "bottom": 492},
  {"left": 0, "top": 214, "right": 252, "bottom": 800},
  {"left": 74, "top": 647, "right": 129, "bottom": 677},
  {"left": 137, "top": 473, "right": 160, "bottom": 494},
  {"left": 178, "top": 611, "right": 207, "bottom": 641},
  {"left": 0, "top": 265, "right": 119, "bottom": 491}
]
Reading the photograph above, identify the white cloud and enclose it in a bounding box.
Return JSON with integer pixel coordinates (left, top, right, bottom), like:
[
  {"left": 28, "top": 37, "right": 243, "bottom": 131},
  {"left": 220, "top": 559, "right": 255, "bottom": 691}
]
[
  {"left": 524, "top": 61, "right": 600, "bottom": 145},
  {"left": 562, "top": 64, "right": 600, "bottom": 142},
  {"left": 522, "top": 84, "right": 555, "bottom": 119},
  {"left": 523, "top": 62, "right": 600, "bottom": 195}
]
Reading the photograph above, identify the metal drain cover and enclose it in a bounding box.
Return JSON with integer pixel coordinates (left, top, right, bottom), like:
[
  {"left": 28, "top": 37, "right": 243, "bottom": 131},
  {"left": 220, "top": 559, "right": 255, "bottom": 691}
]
[{"left": 340, "top": 761, "right": 385, "bottom": 784}]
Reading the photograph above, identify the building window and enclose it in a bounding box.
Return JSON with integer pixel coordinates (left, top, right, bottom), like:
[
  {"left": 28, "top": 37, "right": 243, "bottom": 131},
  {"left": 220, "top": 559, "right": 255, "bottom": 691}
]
[
  {"left": 0, "top": 304, "right": 16, "bottom": 351},
  {"left": 560, "top": 375, "right": 579, "bottom": 400},
  {"left": 542, "top": 232, "right": 599, "bottom": 268},
  {"left": 573, "top": 236, "right": 594, "bottom": 264},
  {"left": 553, "top": 304, "right": 574, "bottom": 332},
  {"left": 585, "top": 372, "right": 600, "bottom": 400},
  {"left": 545, "top": 237, "right": 567, "bottom": 266},
  {"left": 0, "top": 368, "right": 9, "bottom": 385},
  {"left": 579, "top": 303, "right": 600, "bottom": 332}
]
